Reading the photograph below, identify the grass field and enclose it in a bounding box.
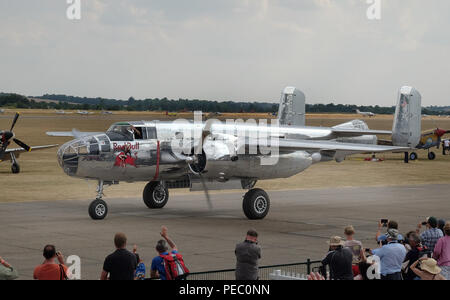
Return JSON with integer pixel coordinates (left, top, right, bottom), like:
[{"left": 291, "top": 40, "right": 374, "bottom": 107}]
[{"left": 1, "top": 110, "right": 450, "bottom": 203}]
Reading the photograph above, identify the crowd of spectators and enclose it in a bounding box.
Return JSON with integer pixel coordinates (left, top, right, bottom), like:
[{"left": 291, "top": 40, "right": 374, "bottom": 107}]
[
  {"left": 0, "top": 217, "right": 448, "bottom": 281},
  {"left": 316, "top": 217, "right": 450, "bottom": 280}
]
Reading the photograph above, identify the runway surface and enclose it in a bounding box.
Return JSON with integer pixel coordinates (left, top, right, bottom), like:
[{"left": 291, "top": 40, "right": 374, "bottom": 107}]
[{"left": 1, "top": 184, "right": 449, "bottom": 280}]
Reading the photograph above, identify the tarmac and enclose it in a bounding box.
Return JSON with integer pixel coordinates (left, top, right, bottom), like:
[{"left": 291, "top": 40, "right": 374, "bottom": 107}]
[{"left": 0, "top": 184, "right": 449, "bottom": 280}]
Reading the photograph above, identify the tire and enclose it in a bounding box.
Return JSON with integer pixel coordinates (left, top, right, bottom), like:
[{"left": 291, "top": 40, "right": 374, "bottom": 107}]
[
  {"left": 428, "top": 152, "right": 436, "bottom": 160},
  {"left": 88, "top": 199, "right": 108, "bottom": 220},
  {"left": 242, "top": 188, "right": 270, "bottom": 220},
  {"left": 410, "top": 152, "right": 418, "bottom": 161},
  {"left": 143, "top": 182, "right": 169, "bottom": 209},
  {"left": 11, "top": 163, "right": 20, "bottom": 174}
]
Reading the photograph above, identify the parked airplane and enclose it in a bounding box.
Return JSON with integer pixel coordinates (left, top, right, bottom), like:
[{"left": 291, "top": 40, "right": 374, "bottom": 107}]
[
  {"left": 47, "top": 87, "right": 411, "bottom": 220},
  {"left": 356, "top": 109, "right": 376, "bottom": 117},
  {"left": 165, "top": 111, "right": 178, "bottom": 117},
  {"left": 77, "top": 110, "right": 94, "bottom": 115},
  {"left": 56, "top": 110, "right": 73, "bottom": 115},
  {"left": 1, "top": 113, "right": 58, "bottom": 173},
  {"left": 414, "top": 128, "right": 450, "bottom": 160},
  {"left": 0, "top": 109, "right": 5, "bottom": 114},
  {"left": 101, "top": 110, "right": 113, "bottom": 115}
]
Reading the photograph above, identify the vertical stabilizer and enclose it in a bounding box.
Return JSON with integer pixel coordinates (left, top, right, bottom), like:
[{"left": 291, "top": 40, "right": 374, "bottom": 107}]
[
  {"left": 278, "top": 87, "right": 305, "bottom": 126},
  {"left": 392, "top": 86, "right": 422, "bottom": 148}
]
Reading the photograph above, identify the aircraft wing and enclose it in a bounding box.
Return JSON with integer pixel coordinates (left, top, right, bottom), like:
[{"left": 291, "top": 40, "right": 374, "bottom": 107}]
[
  {"left": 46, "top": 129, "right": 103, "bottom": 138},
  {"left": 331, "top": 129, "right": 392, "bottom": 138},
  {"left": 5, "top": 144, "right": 59, "bottom": 154},
  {"left": 244, "top": 139, "right": 408, "bottom": 153}
]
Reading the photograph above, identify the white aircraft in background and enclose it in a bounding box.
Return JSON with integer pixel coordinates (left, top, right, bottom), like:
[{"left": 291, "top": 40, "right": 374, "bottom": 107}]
[
  {"left": 356, "top": 109, "right": 376, "bottom": 117},
  {"left": 56, "top": 110, "right": 73, "bottom": 115},
  {"left": 101, "top": 110, "right": 113, "bottom": 115},
  {"left": 77, "top": 110, "right": 94, "bottom": 115},
  {"left": 0, "top": 109, "right": 5, "bottom": 114}
]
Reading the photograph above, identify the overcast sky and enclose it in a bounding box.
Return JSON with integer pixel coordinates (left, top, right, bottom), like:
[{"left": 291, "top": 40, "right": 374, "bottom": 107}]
[{"left": 0, "top": 0, "right": 449, "bottom": 106}]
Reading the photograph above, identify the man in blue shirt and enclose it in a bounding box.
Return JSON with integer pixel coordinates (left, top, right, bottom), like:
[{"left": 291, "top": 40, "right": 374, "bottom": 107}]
[
  {"left": 150, "top": 226, "right": 178, "bottom": 280},
  {"left": 372, "top": 229, "right": 407, "bottom": 280}
]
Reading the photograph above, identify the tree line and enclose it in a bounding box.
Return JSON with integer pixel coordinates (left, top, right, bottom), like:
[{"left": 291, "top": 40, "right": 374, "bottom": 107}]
[{"left": 1, "top": 92, "right": 448, "bottom": 115}]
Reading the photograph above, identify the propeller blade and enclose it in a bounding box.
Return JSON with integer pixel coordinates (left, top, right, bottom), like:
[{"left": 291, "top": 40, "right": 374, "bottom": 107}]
[
  {"left": 13, "top": 138, "right": 31, "bottom": 152},
  {"left": 10, "top": 113, "right": 20, "bottom": 131},
  {"left": 199, "top": 174, "right": 213, "bottom": 210}
]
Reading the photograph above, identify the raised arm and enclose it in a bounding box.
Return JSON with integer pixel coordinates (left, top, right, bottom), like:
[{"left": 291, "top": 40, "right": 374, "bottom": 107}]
[
  {"left": 161, "top": 226, "right": 177, "bottom": 251},
  {"left": 410, "top": 259, "right": 426, "bottom": 279}
]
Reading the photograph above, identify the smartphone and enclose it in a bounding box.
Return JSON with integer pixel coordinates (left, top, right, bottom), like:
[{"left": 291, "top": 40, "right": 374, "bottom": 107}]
[{"left": 381, "top": 219, "right": 388, "bottom": 227}]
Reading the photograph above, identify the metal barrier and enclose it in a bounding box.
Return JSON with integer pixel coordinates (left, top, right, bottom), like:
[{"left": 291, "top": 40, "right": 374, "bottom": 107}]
[{"left": 187, "top": 259, "right": 322, "bottom": 280}]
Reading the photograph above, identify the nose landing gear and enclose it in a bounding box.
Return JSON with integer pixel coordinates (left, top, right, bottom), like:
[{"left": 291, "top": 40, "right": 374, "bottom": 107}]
[{"left": 88, "top": 180, "right": 108, "bottom": 220}]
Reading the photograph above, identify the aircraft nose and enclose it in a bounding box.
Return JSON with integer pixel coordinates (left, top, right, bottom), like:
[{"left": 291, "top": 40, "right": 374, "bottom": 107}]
[
  {"left": 57, "top": 138, "right": 93, "bottom": 176},
  {"left": 58, "top": 139, "right": 84, "bottom": 176}
]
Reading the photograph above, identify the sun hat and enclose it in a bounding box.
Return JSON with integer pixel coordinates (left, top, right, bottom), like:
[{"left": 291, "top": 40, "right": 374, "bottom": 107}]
[
  {"left": 327, "top": 236, "right": 345, "bottom": 247},
  {"left": 420, "top": 258, "right": 441, "bottom": 275}
]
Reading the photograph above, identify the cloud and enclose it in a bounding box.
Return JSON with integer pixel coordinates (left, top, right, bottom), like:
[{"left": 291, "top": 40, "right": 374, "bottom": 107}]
[{"left": 0, "top": 0, "right": 449, "bottom": 106}]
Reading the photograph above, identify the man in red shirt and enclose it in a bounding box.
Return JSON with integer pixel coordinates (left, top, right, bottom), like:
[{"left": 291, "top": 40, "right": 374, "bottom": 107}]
[{"left": 33, "top": 245, "right": 68, "bottom": 280}]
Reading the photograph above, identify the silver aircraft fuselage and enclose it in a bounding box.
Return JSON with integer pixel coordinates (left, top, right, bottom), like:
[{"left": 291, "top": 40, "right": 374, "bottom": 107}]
[{"left": 57, "top": 120, "right": 378, "bottom": 183}]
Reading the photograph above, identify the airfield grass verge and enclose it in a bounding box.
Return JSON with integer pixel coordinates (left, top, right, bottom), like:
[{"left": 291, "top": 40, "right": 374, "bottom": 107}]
[{"left": 1, "top": 111, "right": 450, "bottom": 203}]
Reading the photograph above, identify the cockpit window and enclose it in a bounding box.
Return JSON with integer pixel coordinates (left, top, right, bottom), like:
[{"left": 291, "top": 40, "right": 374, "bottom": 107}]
[
  {"left": 133, "top": 127, "right": 146, "bottom": 140},
  {"left": 147, "top": 127, "right": 157, "bottom": 139},
  {"left": 106, "top": 124, "right": 135, "bottom": 141}
]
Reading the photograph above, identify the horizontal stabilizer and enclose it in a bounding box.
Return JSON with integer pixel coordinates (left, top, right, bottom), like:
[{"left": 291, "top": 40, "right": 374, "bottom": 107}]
[{"left": 332, "top": 128, "right": 392, "bottom": 137}]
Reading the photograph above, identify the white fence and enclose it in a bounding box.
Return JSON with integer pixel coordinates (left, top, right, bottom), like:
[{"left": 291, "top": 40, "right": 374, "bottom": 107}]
[{"left": 269, "top": 270, "right": 308, "bottom": 280}]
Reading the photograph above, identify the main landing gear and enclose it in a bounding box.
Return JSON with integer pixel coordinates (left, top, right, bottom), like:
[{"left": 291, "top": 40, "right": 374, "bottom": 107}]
[
  {"left": 404, "top": 151, "right": 436, "bottom": 163},
  {"left": 143, "top": 181, "right": 169, "bottom": 209},
  {"left": 9, "top": 153, "right": 20, "bottom": 174},
  {"left": 88, "top": 180, "right": 108, "bottom": 220},
  {"left": 242, "top": 188, "right": 271, "bottom": 220},
  {"left": 142, "top": 181, "right": 271, "bottom": 220}
]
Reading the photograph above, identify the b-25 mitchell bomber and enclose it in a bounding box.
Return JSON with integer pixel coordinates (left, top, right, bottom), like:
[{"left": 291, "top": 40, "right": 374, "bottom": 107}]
[{"left": 47, "top": 87, "right": 416, "bottom": 220}]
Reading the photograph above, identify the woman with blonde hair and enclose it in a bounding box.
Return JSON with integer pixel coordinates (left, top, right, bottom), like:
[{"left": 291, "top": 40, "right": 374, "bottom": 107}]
[{"left": 344, "top": 225, "right": 365, "bottom": 278}]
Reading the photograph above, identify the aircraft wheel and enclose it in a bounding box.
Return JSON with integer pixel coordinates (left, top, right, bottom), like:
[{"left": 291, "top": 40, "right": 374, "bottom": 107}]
[
  {"left": 243, "top": 188, "right": 270, "bottom": 220},
  {"left": 143, "top": 181, "right": 169, "bottom": 209},
  {"left": 428, "top": 152, "right": 436, "bottom": 160},
  {"left": 410, "top": 152, "right": 418, "bottom": 161},
  {"left": 11, "top": 163, "right": 20, "bottom": 174},
  {"left": 88, "top": 199, "right": 108, "bottom": 220}
]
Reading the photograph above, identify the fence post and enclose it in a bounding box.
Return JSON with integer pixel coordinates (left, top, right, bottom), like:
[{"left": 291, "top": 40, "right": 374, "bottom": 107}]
[{"left": 306, "top": 258, "right": 311, "bottom": 275}]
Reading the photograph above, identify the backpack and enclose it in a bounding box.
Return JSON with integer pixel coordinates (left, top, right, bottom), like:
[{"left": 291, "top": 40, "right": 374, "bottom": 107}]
[{"left": 160, "top": 252, "right": 190, "bottom": 280}]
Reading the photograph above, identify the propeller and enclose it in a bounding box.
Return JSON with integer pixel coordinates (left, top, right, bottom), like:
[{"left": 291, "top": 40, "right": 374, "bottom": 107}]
[
  {"left": 199, "top": 173, "right": 213, "bottom": 210},
  {"left": 1, "top": 112, "right": 32, "bottom": 152},
  {"left": 10, "top": 113, "right": 20, "bottom": 131},
  {"left": 189, "top": 134, "right": 213, "bottom": 210},
  {"left": 13, "top": 138, "right": 31, "bottom": 152}
]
